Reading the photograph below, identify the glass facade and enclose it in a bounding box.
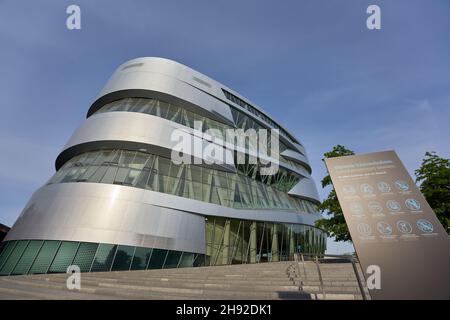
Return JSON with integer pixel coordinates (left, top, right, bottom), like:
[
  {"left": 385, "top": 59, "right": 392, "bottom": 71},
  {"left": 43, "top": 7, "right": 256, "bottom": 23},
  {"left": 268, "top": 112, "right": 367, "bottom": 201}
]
[
  {"left": 205, "top": 216, "right": 326, "bottom": 266},
  {"left": 0, "top": 216, "right": 326, "bottom": 276},
  {"left": 111, "top": 245, "right": 135, "bottom": 271},
  {"left": 48, "top": 241, "right": 78, "bottom": 273},
  {"left": 282, "top": 158, "right": 310, "bottom": 175},
  {"left": 95, "top": 97, "right": 233, "bottom": 143},
  {"left": 130, "top": 247, "right": 152, "bottom": 270},
  {"left": 28, "top": 241, "right": 60, "bottom": 274},
  {"left": 230, "top": 107, "right": 290, "bottom": 155},
  {"left": 93, "top": 97, "right": 304, "bottom": 171},
  {"left": 0, "top": 241, "right": 28, "bottom": 275},
  {"left": 222, "top": 89, "right": 299, "bottom": 146},
  {"left": 0, "top": 240, "right": 206, "bottom": 276},
  {"left": 48, "top": 149, "right": 318, "bottom": 213},
  {"left": 11, "top": 240, "right": 43, "bottom": 275},
  {"left": 72, "top": 242, "right": 98, "bottom": 272}
]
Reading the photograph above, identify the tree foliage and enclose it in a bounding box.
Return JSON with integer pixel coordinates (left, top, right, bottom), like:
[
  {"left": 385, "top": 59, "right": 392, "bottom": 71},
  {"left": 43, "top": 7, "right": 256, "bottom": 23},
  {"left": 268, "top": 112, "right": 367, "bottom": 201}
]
[
  {"left": 315, "top": 145, "right": 354, "bottom": 242},
  {"left": 415, "top": 152, "right": 450, "bottom": 234}
]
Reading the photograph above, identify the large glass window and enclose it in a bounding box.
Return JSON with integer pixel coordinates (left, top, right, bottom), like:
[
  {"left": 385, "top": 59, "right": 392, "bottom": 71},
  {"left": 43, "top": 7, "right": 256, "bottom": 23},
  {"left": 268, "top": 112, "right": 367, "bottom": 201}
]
[
  {"left": 222, "top": 89, "right": 300, "bottom": 145},
  {"left": 130, "top": 247, "right": 152, "bottom": 270},
  {"left": 164, "top": 250, "right": 182, "bottom": 269},
  {"left": 0, "top": 240, "right": 29, "bottom": 275},
  {"left": 48, "top": 241, "right": 79, "bottom": 273},
  {"left": 205, "top": 216, "right": 326, "bottom": 266},
  {"left": 0, "top": 229, "right": 325, "bottom": 277},
  {"left": 49, "top": 149, "right": 318, "bottom": 214},
  {"left": 193, "top": 254, "right": 207, "bottom": 267},
  {"left": 0, "top": 241, "right": 17, "bottom": 271},
  {"left": 11, "top": 240, "right": 43, "bottom": 275},
  {"left": 95, "top": 98, "right": 233, "bottom": 144},
  {"left": 72, "top": 242, "right": 98, "bottom": 272},
  {"left": 91, "top": 244, "right": 117, "bottom": 272},
  {"left": 178, "top": 252, "right": 195, "bottom": 268},
  {"left": 148, "top": 249, "right": 167, "bottom": 269},
  {"left": 28, "top": 241, "right": 60, "bottom": 274},
  {"left": 93, "top": 97, "right": 308, "bottom": 171},
  {"left": 111, "top": 245, "right": 134, "bottom": 271}
]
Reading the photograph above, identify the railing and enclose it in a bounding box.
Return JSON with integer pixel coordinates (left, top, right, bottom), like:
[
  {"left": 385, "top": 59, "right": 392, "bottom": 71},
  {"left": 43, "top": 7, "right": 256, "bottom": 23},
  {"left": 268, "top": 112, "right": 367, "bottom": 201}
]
[{"left": 287, "top": 253, "right": 368, "bottom": 300}]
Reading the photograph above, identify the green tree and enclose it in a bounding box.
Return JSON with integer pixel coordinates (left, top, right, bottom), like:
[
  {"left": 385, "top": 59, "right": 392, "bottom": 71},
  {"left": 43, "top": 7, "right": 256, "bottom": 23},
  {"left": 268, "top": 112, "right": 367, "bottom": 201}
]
[
  {"left": 415, "top": 152, "right": 450, "bottom": 234},
  {"left": 315, "top": 145, "right": 355, "bottom": 242}
]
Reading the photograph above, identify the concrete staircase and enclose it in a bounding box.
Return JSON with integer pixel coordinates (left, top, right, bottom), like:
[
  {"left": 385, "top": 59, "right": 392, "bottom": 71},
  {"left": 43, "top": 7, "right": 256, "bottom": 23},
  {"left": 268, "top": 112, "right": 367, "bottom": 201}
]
[{"left": 0, "top": 260, "right": 370, "bottom": 300}]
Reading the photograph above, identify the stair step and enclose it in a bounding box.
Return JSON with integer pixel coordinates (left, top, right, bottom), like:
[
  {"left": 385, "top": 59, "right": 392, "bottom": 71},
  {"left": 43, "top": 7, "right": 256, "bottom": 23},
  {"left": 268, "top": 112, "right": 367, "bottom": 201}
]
[{"left": 0, "top": 260, "right": 371, "bottom": 300}]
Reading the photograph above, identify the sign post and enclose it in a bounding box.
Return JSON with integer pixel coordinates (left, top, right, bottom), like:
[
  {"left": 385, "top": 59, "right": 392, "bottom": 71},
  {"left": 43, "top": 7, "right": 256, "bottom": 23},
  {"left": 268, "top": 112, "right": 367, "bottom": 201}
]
[{"left": 325, "top": 150, "right": 450, "bottom": 299}]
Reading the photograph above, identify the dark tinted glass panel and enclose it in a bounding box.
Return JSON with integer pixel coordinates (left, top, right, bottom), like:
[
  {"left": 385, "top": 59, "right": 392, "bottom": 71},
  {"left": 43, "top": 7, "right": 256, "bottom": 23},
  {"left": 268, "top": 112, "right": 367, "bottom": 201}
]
[
  {"left": 72, "top": 242, "right": 98, "bottom": 272},
  {"left": 148, "top": 249, "right": 167, "bottom": 269},
  {"left": 163, "top": 250, "right": 182, "bottom": 269},
  {"left": 0, "top": 241, "right": 17, "bottom": 270},
  {"left": 48, "top": 241, "right": 79, "bottom": 273},
  {"left": 130, "top": 247, "right": 152, "bottom": 270},
  {"left": 11, "top": 240, "right": 43, "bottom": 275},
  {"left": 29, "top": 241, "right": 60, "bottom": 274},
  {"left": 91, "top": 244, "right": 117, "bottom": 272},
  {"left": 178, "top": 252, "right": 195, "bottom": 268},
  {"left": 0, "top": 241, "right": 29, "bottom": 275},
  {"left": 111, "top": 245, "right": 134, "bottom": 271},
  {"left": 193, "top": 254, "right": 207, "bottom": 267}
]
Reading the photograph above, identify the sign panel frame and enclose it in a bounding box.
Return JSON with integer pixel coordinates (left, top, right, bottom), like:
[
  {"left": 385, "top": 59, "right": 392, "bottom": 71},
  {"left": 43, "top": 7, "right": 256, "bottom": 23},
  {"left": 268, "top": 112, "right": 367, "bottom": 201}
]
[{"left": 325, "top": 150, "right": 450, "bottom": 299}]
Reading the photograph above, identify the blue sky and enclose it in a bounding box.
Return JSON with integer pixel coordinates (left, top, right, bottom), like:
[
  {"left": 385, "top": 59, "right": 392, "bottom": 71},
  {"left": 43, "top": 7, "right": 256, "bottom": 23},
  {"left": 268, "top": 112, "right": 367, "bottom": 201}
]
[{"left": 0, "top": 0, "right": 449, "bottom": 254}]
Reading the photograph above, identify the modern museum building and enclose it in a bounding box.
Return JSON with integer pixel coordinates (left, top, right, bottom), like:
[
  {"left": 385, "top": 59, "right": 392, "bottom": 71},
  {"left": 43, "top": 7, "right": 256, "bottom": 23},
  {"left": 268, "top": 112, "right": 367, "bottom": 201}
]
[{"left": 0, "top": 57, "right": 326, "bottom": 275}]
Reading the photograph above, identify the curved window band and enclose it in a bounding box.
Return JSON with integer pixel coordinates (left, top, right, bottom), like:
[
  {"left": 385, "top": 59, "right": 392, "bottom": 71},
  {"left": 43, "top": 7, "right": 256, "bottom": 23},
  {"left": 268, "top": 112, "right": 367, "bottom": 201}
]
[
  {"left": 94, "top": 97, "right": 303, "bottom": 172},
  {"left": 0, "top": 219, "right": 326, "bottom": 276},
  {"left": 48, "top": 149, "right": 318, "bottom": 214}
]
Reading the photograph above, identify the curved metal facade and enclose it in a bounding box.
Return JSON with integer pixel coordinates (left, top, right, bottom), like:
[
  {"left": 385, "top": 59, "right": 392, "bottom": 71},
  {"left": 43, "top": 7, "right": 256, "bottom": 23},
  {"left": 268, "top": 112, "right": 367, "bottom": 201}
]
[{"left": 1, "top": 57, "right": 326, "bottom": 275}]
